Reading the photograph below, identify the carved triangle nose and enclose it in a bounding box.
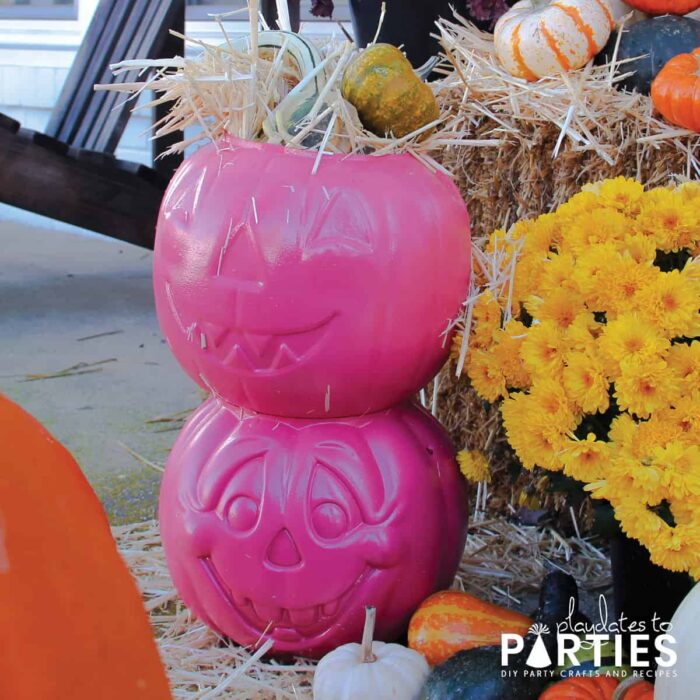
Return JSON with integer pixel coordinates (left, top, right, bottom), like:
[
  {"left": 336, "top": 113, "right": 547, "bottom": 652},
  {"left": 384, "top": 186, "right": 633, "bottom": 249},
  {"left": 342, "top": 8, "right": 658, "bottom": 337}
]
[{"left": 266, "top": 528, "right": 301, "bottom": 567}]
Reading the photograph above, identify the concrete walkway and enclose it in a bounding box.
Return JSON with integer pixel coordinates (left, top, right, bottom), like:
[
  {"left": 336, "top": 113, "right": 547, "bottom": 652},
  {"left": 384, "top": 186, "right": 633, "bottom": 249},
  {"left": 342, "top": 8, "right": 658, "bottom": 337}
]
[{"left": 0, "top": 217, "right": 201, "bottom": 524}]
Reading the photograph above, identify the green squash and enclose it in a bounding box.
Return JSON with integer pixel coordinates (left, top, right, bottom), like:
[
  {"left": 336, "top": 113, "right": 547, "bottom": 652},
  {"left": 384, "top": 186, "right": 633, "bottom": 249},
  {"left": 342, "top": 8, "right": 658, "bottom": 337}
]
[
  {"left": 596, "top": 16, "right": 700, "bottom": 95},
  {"left": 341, "top": 44, "right": 440, "bottom": 139}
]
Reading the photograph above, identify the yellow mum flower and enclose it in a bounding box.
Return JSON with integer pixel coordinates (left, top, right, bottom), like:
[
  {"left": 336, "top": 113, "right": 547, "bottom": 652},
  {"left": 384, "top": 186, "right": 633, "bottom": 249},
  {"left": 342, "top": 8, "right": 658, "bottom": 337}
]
[
  {"left": 492, "top": 320, "right": 531, "bottom": 390},
  {"left": 539, "top": 253, "right": 578, "bottom": 296},
  {"left": 556, "top": 190, "right": 600, "bottom": 224},
  {"left": 563, "top": 209, "right": 630, "bottom": 256},
  {"left": 636, "top": 269, "right": 700, "bottom": 338},
  {"left": 615, "top": 357, "right": 683, "bottom": 418},
  {"left": 501, "top": 394, "right": 568, "bottom": 470},
  {"left": 467, "top": 349, "right": 507, "bottom": 403},
  {"left": 595, "top": 176, "right": 645, "bottom": 216},
  {"left": 529, "top": 378, "right": 579, "bottom": 432},
  {"left": 608, "top": 414, "right": 637, "bottom": 450},
  {"left": 667, "top": 341, "right": 700, "bottom": 393},
  {"left": 637, "top": 188, "right": 699, "bottom": 252},
  {"left": 656, "top": 397, "right": 700, "bottom": 441},
  {"left": 457, "top": 450, "right": 491, "bottom": 483},
  {"left": 563, "top": 351, "right": 610, "bottom": 414},
  {"left": 618, "top": 234, "right": 657, "bottom": 265},
  {"left": 613, "top": 496, "right": 664, "bottom": 542},
  {"left": 649, "top": 524, "right": 700, "bottom": 573},
  {"left": 450, "top": 331, "right": 464, "bottom": 362},
  {"left": 561, "top": 433, "right": 610, "bottom": 482},
  {"left": 520, "top": 321, "right": 566, "bottom": 380},
  {"left": 471, "top": 291, "right": 502, "bottom": 349},
  {"left": 676, "top": 180, "right": 700, "bottom": 204},
  {"left": 653, "top": 443, "right": 700, "bottom": 501},
  {"left": 598, "top": 313, "right": 669, "bottom": 376},
  {"left": 527, "top": 288, "right": 585, "bottom": 330}
]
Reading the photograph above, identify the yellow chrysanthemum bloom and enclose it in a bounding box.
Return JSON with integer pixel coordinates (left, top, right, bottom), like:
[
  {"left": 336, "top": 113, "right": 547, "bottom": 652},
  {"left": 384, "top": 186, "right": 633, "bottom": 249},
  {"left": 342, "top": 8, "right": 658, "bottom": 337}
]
[
  {"left": 538, "top": 253, "right": 578, "bottom": 296},
  {"left": 471, "top": 291, "right": 502, "bottom": 349},
  {"left": 561, "top": 433, "right": 610, "bottom": 482},
  {"left": 501, "top": 397, "right": 569, "bottom": 471},
  {"left": 467, "top": 349, "right": 507, "bottom": 403},
  {"left": 636, "top": 269, "right": 700, "bottom": 338},
  {"left": 667, "top": 341, "right": 700, "bottom": 394},
  {"left": 527, "top": 288, "right": 585, "bottom": 331},
  {"left": 563, "top": 351, "right": 610, "bottom": 414},
  {"left": 649, "top": 524, "right": 700, "bottom": 573},
  {"left": 492, "top": 320, "right": 531, "bottom": 389},
  {"left": 653, "top": 443, "right": 700, "bottom": 501},
  {"left": 615, "top": 357, "right": 683, "bottom": 418},
  {"left": 637, "top": 188, "right": 699, "bottom": 252},
  {"left": 520, "top": 321, "right": 566, "bottom": 380},
  {"left": 618, "top": 234, "right": 657, "bottom": 265},
  {"left": 529, "top": 378, "right": 579, "bottom": 432},
  {"left": 595, "top": 176, "right": 645, "bottom": 216},
  {"left": 457, "top": 450, "right": 491, "bottom": 483},
  {"left": 562, "top": 209, "right": 631, "bottom": 258},
  {"left": 598, "top": 313, "right": 669, "bottom": 377},
  {"left": 556, "top": 190, "right": 600, "bottom": 224}
]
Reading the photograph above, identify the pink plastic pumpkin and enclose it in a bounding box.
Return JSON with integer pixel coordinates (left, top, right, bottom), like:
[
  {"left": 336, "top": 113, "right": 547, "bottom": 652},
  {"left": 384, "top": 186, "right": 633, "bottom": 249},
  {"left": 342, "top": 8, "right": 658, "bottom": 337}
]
[
  {"left": 153, "top": 136, "right": 471, "bottom": 417},
  {"left": 159, "top": 398, "right": 468, "bottom": 658}
]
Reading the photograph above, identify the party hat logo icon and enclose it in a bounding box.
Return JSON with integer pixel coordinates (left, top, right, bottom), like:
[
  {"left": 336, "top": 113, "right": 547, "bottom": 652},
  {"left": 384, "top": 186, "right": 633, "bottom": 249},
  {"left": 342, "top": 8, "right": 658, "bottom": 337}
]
[{"left": 525, "top": 623, "right": 552, "bottom": 668}]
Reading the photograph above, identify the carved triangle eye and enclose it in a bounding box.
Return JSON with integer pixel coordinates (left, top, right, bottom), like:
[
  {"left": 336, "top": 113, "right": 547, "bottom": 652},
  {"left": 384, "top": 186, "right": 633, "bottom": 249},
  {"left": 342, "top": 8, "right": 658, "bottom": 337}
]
[
  {"left": 304, "top": 190, "right": 375, "bottom": 257},
  {"left": 215, "top": 220, "right": 268, "bottom": 289}
]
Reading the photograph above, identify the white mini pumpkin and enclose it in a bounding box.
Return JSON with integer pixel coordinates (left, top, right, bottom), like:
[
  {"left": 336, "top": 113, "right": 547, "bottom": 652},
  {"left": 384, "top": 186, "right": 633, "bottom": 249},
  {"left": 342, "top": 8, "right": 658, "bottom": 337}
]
[
  {"left": 494, "top": 0, "right": 615, "bottom": 81},
  {"left": 313, "top": 607, "right": 429, "bottom": 700},
  {"left": 655, "top": 582, "right": 700, "bottom": 699}
]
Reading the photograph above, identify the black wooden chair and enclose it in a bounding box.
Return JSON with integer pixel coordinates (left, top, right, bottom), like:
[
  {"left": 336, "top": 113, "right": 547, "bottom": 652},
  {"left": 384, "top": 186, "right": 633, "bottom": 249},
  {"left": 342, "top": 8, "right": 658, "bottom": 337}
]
[{"left": 0, "top": 0, "right": 185, "bottom": 249}]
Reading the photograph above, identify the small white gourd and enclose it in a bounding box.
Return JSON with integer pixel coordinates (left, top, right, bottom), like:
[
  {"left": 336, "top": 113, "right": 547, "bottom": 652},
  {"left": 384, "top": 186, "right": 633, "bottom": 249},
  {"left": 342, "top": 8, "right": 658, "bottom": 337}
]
[
  {"left": 313, "top": 606, "right": 429, "bottom": 700},
  {"left": 655, "top": 582, "right": 700, "bottom": 699}
]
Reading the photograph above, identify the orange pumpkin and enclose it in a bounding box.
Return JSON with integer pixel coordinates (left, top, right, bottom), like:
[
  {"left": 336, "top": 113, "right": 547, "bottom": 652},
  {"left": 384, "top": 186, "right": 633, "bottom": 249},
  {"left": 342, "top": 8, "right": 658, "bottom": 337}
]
[
  {"left": 624, "top": 0, "right": 700, "bottom": 14},
  {"left": 539, "top": 676, "right": 654, "bottom": 699},
  {"left": 408, "top": 590, "right": 533, "bottom": 666},
  {"left": 0, "top": 394, "right": 172, "bottom": 700},
  {"left": 651, "top": 48, "right": 700, "bottom": 133}
]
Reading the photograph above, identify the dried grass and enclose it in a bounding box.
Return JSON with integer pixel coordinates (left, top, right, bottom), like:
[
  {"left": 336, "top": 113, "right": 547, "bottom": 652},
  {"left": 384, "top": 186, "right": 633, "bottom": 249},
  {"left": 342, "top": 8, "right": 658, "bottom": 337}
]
[{"left": 115, "top": 517, "right": 610, "bottom": 698}]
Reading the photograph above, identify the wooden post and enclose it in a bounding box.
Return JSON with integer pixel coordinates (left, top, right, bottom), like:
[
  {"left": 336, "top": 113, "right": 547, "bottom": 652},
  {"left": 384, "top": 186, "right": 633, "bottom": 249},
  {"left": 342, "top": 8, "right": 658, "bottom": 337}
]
[{"left": 152, "top": 0, "right": 185, "bottom": 180}]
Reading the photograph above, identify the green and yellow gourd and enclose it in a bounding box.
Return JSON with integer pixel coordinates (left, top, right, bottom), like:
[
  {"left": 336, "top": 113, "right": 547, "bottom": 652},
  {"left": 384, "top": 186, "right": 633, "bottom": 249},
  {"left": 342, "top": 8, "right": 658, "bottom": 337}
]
[{"left": 341, "top": 44, "right": 440, "bottom": 139}]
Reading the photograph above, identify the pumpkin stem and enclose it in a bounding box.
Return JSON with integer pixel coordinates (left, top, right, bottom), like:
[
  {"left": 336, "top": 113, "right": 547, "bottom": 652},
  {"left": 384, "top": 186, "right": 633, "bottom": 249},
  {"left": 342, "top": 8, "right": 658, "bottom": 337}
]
[
  {"left": 612, "top": 677, "right": 645, "bottom": 700},
  {"left": 361, "top": 606, "right": 377, "bottom": 663}
]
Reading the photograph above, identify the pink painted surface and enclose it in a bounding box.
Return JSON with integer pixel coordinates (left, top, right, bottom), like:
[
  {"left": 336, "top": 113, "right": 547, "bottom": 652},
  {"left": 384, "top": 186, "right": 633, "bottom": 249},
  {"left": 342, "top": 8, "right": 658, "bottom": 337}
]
[
  {"left": 153, "top": 136, "right": 471, "bottom": 417},
  {"left": 159, "top": 398, "right": 469, "bottom": 658}
]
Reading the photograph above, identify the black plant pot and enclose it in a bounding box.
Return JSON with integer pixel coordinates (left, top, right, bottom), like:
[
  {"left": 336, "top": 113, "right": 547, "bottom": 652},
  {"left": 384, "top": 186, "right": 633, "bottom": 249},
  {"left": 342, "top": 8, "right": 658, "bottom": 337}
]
[
  {"left": 611, "top": 533, "right": 692, "bottom": 659},
  {"left": 349, "top": 0, "right": 468, "bottom": 68}
]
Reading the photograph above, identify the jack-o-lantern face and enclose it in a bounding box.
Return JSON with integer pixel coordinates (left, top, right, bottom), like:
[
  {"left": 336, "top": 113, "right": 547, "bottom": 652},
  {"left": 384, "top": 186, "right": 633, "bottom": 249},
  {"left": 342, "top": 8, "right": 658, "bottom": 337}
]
[
  {"left": 153, "top": 137, "right": 471, "bottom": 417},
  {"left": 159, "top": 399, "right": 469, "bottom": 658}
]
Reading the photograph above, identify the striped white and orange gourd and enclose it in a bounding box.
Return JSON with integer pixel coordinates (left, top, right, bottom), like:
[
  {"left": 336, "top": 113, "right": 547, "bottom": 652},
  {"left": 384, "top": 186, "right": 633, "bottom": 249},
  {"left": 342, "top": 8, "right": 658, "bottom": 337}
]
[
  {"left": 408, "top": 591, "right": 533, "bottom": 666},
  {"left": 494, "top": 0, "right": 615, "bottom": 81}
]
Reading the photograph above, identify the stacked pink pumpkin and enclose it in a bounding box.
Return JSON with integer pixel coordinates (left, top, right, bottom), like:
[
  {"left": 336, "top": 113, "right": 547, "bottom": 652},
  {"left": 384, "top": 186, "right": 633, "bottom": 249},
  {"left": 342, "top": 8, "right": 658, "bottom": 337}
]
[{"left": 155, "top": 137, "right": 472, "bottom": 658}]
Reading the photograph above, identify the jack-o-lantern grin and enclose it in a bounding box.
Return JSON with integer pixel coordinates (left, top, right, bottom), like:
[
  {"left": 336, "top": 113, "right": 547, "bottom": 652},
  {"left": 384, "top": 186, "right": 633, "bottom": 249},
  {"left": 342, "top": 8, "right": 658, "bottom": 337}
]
[
  {"left": 201, "top": 313, "right": 336, "bottom": 374},
  {"left": 200, "top": 555, "right": 372, "bottom": 638}
]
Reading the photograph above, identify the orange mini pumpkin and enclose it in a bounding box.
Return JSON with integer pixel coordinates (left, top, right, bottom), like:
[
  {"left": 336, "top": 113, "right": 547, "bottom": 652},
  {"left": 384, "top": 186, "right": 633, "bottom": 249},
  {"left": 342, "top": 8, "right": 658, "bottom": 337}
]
[
  {"left": 624, "top": 0, "right": 700, "bottom": 14},
  {"left": 0, "top": 394, "right": 172, "bottom": 700},
  {"left": 408, "top": 590, "right": 533, "bottom": 666},
  {"left": 651, "top": 48, "right": 700, "bottom": 133},
  {"left": 539, "top": 676, "right": 654, "bottom": 699}
]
